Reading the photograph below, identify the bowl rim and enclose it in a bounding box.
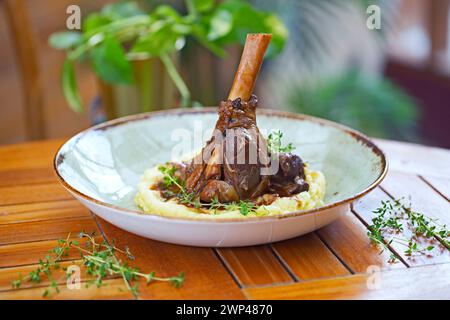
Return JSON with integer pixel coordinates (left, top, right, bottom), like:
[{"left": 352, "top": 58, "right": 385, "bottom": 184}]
[{"left": 53, "top": 107, "right": 388, "bottom": 223}]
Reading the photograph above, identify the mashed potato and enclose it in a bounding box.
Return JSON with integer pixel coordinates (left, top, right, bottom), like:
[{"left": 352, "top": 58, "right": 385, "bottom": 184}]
[{"left": 135, "top": 161, "right": 326, "bottom": 220}]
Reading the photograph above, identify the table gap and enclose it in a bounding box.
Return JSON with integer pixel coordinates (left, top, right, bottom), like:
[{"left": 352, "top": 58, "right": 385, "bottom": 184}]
[
  {"left": 267, "top": 244, "right": 299, "bottom": 282},
  {"left": 313, "top": 231, "right": 355, "bottom": 274},
  {"left": 418, "top": 175, "right": 450, "bottom": 202},
  {"left": 212, "top": 248, "right": 243, "bottom": 289}
]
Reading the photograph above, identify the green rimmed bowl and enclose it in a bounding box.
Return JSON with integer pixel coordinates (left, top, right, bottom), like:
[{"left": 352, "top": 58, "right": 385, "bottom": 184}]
[{"left": 54, "top": 108, "right": 387, "bottom": 247}]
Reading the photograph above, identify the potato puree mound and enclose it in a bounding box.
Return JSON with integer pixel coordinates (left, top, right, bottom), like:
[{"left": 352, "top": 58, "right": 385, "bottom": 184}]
[{"left": 135, "top": 163, "right": 326, "bottom": 220}]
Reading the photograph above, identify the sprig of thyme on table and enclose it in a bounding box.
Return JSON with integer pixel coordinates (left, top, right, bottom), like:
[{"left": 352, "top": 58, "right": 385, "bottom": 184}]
[
  {"left": 158, "top": 164, "right": 259, "bottom": 216},
  {"left": 11, "top": 232, "right": 184, "bottom": 298},
  {"left": 367, "top": 198, "right": 450, "bottom": 263}
]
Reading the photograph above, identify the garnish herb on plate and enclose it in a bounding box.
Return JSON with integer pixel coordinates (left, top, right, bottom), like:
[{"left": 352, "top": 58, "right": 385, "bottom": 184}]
[
  {"left": 158, "top": 164, "right": 258, "bottom": 216},
  {"left": 267, "top": 130, "right": 295, "bottom": 154},
  {"left": 368, "top": 198, "right": 450, "bottom": 263},
  {"left": 11, "top": 232, "right": 184, "bottom": 298}
]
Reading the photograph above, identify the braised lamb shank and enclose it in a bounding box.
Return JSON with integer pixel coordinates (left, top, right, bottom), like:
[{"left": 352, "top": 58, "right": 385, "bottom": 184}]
[{"left": 183, "top": 34, "right": 308, "bottom": 204}]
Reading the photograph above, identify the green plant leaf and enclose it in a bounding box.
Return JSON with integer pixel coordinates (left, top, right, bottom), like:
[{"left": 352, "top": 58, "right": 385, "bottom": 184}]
[
  {"left": 48, "top": 32, "right": 82, "bottom": 49},
  {"left": 131, "top": 23, "right": 182, "bottom": 57},
  {"left": 263, "top": 14, "right": 288, "bottom": 58},
  {"left": 82, "top": 13, "right": 111, "bottom": 32},
  {"left": 61, "top": 59, "right": 83, "bottom": 112},
  {"left": 90, "top": 37, "right": 133, "bottom": 84},
  {"left": 211, "top": 0, "right": 287, "bottom": 57},
  {"left": 101, "top": 1, "right": 145, "bottom": 20},
  {"left": 207, "top": 9, "right": 233, "bottom": 40},
  {"left": 153, "top": 5, "right": 183, "bottom": 23},
  {"left": 192, "top": 0, "right": 215, "bottom": 13},
  {"left": 50, "top": 0, "right": 288, "bottom": 110},
  {"left": 191, "top": 23, "right": 227, "bottom": 57}
]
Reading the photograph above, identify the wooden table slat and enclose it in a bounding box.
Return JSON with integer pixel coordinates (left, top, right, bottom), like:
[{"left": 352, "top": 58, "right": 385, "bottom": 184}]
[
  {"left": 381, "top": 171, "right": 450, "bottom": 225},
  {"left": 316, "top": 212, "right": 406, "bottom": 272},
  {"left": 244, "top": 263, "right": 450, "bottom": 300},
  {"left": 0, "top": 139, "right": 64, "bottom": 171},
  {"left": 0, "top": 199, "right": 79, "bottom": 215},
  {"left": 0, "top": 279, "right": 133, "bottom": 300},
  {"left": 0, "top": 260, "right": 87, "bottom": 292},
  {"left": 0, "top": 182, "right": 72, "bottom": 206},
  {"left": 421, "top": 176, "right": 450, "bottom": 201},
  {"left": 376, "top": 139, "right": 450, "bottom": 178},
  {"left": 216, "top": 246, "right": 293, "bottom": 286},
  {"left": 0, "top": 236, "right": 103, "bottom": 269},
  {"left": 0, "top": 217, "right": 98, "bottom": 246},
  {"left": 0, "top": 167, "right": 56, "bottom": 187},
  {"left": 272, "top": 233, "right": 351, "bottom": 280},
  {"left": 0, "top": 202, "right": 90, "bottom": 225}
]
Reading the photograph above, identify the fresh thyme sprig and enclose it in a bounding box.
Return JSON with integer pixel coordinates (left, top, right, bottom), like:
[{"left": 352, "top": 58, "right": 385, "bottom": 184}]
[
  {"left": 367, "top": 198, "right": 450, "bottom": 263},
  {"left": 267, "top": 130, "right": 295, "bottom": 154},
  {"left": 158, "top": 165, "right": 185, "bottom": 191},
  {"left": 11, "top": 232, "right": 184, "bottom": 298},
  {"left": 158, "top": 164, "right": 259, "bottom": 216}
]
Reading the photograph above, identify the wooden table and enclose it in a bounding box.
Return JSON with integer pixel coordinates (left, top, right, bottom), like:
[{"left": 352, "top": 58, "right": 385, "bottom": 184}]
[{"left": 0, "top": 138, "right": 449, "bottom": 300}]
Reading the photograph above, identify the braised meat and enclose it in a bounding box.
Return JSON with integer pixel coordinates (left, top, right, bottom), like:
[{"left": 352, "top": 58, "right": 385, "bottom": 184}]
[
  {"left": 183, "top": 94, "right": 308, "bottom": 203},
  {"left": 185, "top": 95, "right": 270, "bottom": 201},
  {"left": 169, "top": 33, "right": 308, "bottom": 205},
  {"left": 269, "top": 153, "right": 309, "bottom": 197}
]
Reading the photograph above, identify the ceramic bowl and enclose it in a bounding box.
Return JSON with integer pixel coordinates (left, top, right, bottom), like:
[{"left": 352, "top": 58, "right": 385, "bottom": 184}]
[{"left": 54, "top": 108, "right": 387, "bottom": 247}]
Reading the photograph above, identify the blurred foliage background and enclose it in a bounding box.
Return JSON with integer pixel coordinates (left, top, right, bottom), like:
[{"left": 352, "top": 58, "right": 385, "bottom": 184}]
[
  {"left": 249, "top": 0, "right": 419, "bottom": 141},
  {"left": 2, "top": 0, "right": 450, "bottom": 147},
  {"left": 181, "top": 0, "right": 420, "bottom": 141}
]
